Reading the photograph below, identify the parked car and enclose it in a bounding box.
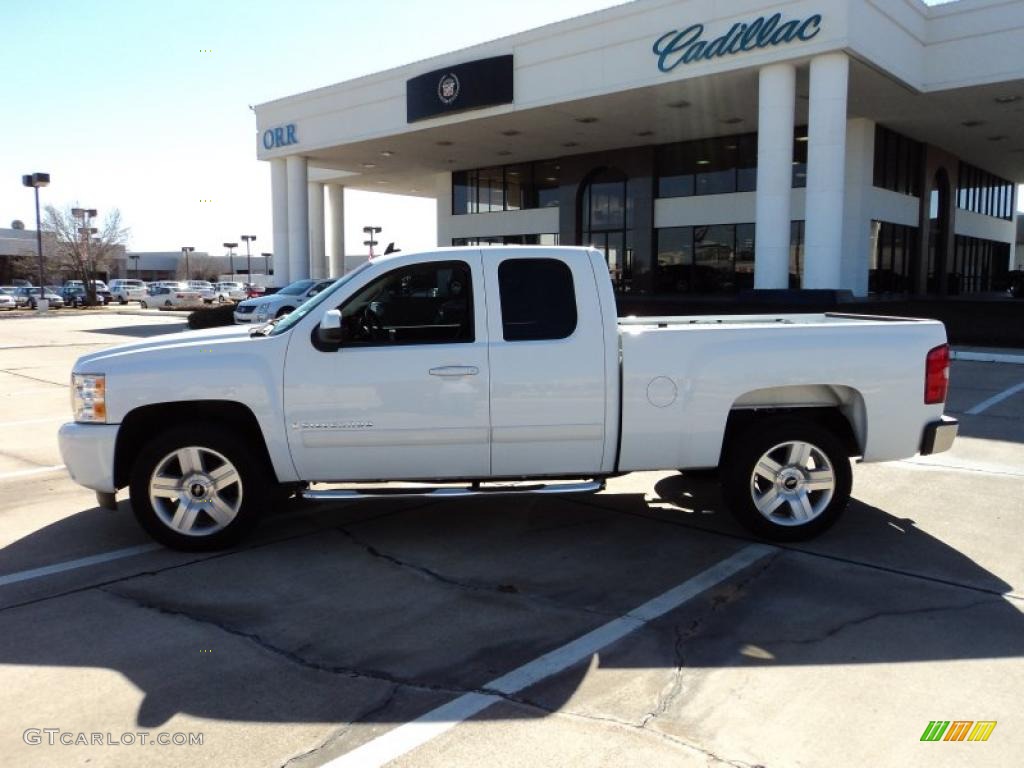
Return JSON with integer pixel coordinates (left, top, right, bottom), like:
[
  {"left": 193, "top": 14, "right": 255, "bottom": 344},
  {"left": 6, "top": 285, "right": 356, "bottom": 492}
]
[
  {"left": 109, "top": 279, "right": 147, "bottom": 304},
  {"left": 233, "top": 278, "right": 335, "bottom": 324},
  {"left": 1, "top": 286, "right": 29, "bottom": 307},
  {"left": 186, "top": 280, "right": 216, "bottom": 303},
  {"left": 139, "top": 285, "right": 203, "bottom": 309},
  {"left": 61, "top": 285, "right": 110, "bottom": 308},
  {"left": 64, "top": 279, "right": 113, "bottom": 304},
  {"left": 59, "top": 246, "right": 959, "bottom": 551},
  {"left": 0, "top": 289, "right": 16, "bottom": 310},
  {"left": 16, "top": 286, "right": 64, "bottom": 309},
  {"left": 213, "top": 281, "right": 248, "bottom": 302}
]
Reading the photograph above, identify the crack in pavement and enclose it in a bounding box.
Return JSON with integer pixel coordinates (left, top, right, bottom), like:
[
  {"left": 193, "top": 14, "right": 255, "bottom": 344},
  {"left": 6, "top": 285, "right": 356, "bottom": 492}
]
[
  {"left": 278, "top": 683, "right": 401, "bottom": 768},
  {"left": 761, "top": 598, "right": 999, "bottom": 648},
  {"left": 493, "top": 693, "right": 764, "bottom": 768},
  {"left": 638, "top": 554, "right": 780, "bottom": 730},
  {"left": 0, "top": 369, "right": 68, "bottom": 387},
  {"left": 335, "top": 525, "right": 628, "bottom": 622}
]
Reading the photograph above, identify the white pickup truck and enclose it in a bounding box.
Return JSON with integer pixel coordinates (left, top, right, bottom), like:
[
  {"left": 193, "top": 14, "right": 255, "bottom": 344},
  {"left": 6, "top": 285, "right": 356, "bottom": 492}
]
[{"left": 60, "top": 246, "right": 958, "bottom": 550}]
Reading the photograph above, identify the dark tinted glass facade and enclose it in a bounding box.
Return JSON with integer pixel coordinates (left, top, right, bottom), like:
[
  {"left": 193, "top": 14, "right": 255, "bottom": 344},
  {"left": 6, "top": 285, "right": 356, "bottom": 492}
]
[
  {"left": 869, "top": 221, "right": 918, "bottom": 294},
  {"left": 453, "top": 162, "right": 561, "bottom": 214},
  {"left": 656, "top": 134, "right": 758, "bottom": 197},
  {"left": 452, "top": 234, "right": 559, "bottom": 247},
  {"left": 873, "top": 125, "right": 924, "bottom": 196},
  {"left": 654, "top": 223, "right": 755, "bottom": 293},
  {"left": 953, "top": 235, "right": 1011, "bottom": 294},
  {"left": 956, "top": 162, "right": 1014, "bottom": 220}
]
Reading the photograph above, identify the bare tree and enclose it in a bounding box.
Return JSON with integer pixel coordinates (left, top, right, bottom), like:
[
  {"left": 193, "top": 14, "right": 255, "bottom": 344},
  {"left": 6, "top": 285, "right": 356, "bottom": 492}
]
[
  {"left": 43, "top": 205, "right": 130, "bottom": 304},
  {"left": 176, "top": 252, "right": 216, "bottom": 281}
]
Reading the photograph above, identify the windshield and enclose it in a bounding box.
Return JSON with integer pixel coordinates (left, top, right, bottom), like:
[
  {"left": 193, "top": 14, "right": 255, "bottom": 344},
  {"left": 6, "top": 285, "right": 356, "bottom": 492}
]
[
  {"left": 278, "top": 279, "right": 317, "bottom": 296},
  {"left": 268, "top": 263, "right": 374, "bottom": 337}
]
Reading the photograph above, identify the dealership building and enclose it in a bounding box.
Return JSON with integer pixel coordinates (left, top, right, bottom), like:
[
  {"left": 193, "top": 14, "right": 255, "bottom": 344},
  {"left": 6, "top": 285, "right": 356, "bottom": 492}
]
[{"left": 254, "top": 0, "right": 1023, "bottom": 297}]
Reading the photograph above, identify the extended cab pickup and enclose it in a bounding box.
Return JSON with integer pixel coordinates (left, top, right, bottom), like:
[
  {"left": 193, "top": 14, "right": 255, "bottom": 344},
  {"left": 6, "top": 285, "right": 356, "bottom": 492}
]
[{"left": 60, "top": 246, "right": 958, "bottom": 550}]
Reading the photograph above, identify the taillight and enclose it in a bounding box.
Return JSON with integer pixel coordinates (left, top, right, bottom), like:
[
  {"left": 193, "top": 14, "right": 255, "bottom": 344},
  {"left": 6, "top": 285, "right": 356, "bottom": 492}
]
[{"left": 925, "top": 344, "right": 950, "bottom": 404}]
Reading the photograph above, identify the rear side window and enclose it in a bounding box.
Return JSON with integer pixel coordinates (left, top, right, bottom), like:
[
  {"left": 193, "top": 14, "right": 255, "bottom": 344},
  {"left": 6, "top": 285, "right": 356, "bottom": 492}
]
[{"left": 498, "top": 258, "right": 577, "bottom": 341}]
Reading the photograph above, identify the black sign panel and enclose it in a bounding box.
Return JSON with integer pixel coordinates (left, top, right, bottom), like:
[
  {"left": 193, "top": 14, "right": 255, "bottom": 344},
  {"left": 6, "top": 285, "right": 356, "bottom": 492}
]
[{"left": 406, "top": 55, "right": 513, "bottom": 123}]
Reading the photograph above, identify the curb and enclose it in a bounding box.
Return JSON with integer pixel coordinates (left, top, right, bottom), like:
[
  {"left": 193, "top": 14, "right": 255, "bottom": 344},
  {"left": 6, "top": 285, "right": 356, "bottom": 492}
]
[{"left": 952, "top": 350, "right": 1024, "bottom": 365}]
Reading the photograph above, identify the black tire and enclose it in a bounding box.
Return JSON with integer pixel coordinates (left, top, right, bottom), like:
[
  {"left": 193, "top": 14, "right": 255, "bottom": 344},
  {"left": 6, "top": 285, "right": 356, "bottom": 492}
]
[
  {"left": 129, "top": 423, "right": 272, "bottom": 551},
  {"left": 119, "top": 298, "right": 127, "bottom": 305},
  {"left": 164, "top": 300, "right": 172, "bottom": 307},
  {"left": 721, "top": 417, "right": 852, "bottom": 542},
  {"left": 275, "top": 306, "right": 293, "bottom": 318},
  {"left": 30, "top": 299, "right": 37, "bottom": 309},
  {"left": 139, "top": 301, "right": 148, "bottom": 309}
]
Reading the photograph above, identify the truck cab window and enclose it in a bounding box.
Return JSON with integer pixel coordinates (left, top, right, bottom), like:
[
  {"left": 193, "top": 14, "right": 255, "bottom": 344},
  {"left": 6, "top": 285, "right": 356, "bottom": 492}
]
[
  {"left": 498, "top": 258, "right": 577, "bottom": 341},
  {"left": 338, "top": 261, "right": 474, "bottom": 345}
]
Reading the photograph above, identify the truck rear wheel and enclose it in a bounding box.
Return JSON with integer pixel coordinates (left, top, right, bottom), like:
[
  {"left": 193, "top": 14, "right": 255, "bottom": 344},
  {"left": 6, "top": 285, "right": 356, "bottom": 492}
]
[
  {"left": 722, "top": 417, "right": 851, "bottom": 541},
  {"left": 129, "top": 424, "right": 270, "bottom": 551}
]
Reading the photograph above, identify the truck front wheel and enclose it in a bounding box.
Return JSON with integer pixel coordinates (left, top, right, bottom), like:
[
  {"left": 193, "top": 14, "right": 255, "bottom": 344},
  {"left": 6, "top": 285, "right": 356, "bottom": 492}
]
[
  {"left": 129, "top": 424, "right": 270, "bottom": 551},
  {"left": 722, "top": 418, "right": 851, "bottom": 541}
]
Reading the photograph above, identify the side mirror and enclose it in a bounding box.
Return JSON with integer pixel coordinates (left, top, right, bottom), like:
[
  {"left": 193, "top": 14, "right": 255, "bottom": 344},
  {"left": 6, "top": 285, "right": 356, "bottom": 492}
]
[{"left": 318, "top": 308, "right": 343, "bottom": 345}]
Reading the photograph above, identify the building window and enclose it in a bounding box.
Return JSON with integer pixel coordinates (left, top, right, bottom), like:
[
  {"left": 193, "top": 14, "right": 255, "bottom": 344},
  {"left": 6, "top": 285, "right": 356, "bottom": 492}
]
[
  {"left": 953, "top": 235, "right": 1010, "bottom": 294},
  {"left": 452, "top": 234, "right": 559, "bottom": 247},
  {"left": 873, "top": 125, "right": 923, "bottom": 197},
  {"left": 868, "top": 221, "right": 918, "bottom": 294},
  {"left": 581, "top": 168, "right": 632, "bottom": 293},
  {"left": 789, "top": 220, "right": 804, "bottom": 287},
  {"left": 452, "top": 161, "right": 562, "bottom": 215},
  {"left": 654, "top": 223, "right": 754, "bottom": 294},
  {"left": 792, "top": 126, "right": 808, "bottom": 188},
  {"left": 956, "top": 161, "right": 1014, "bottom": 220}
]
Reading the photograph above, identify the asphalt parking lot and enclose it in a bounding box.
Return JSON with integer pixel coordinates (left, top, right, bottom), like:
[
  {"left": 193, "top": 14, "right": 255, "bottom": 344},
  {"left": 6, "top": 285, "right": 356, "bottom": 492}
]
[{"left": 0, "top": 310, "right": 1021, "bottom": 768}]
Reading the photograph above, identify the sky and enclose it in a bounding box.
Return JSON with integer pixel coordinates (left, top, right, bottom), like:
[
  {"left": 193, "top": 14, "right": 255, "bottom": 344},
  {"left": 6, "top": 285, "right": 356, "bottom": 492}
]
[
  {"left": 1, "top": 0, "right": 625, "bottom": 257},
  {"left": 1, "top": 0, "right": 1016, "bottom": 260}
]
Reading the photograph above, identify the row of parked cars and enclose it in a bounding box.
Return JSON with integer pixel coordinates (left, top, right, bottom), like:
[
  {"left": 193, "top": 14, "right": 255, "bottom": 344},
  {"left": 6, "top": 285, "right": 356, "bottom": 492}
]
[{"left": 0, "top": 279, "right": 257, "bottom": 310}]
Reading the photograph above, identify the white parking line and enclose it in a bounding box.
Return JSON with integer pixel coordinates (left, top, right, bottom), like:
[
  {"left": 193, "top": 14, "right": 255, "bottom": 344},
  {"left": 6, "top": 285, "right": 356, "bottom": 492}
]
[
  {"left": 0, "top": 464, "right": 66, "bottom": 481},
  {"left": 0, "top": 543, "right": 162, "bottom": 587},
  {"left": 325, "top": 543, "right": 773, "bottom": 768},
  {"left": 965, "top": 381, "right": 1024, "bottom": 415}
]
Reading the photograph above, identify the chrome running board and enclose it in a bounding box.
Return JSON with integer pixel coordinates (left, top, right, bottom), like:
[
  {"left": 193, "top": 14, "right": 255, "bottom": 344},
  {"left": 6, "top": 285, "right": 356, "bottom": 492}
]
[{"left": 301, "top": 479, "right": 604, "bottom": 501}]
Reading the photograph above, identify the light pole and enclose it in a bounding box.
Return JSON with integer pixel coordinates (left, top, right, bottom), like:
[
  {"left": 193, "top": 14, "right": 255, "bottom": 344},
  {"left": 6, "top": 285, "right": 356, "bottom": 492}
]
[
  {"left": 72, "top": 207, "right": 98, "bottom": 302},
  {"left": 22, "top": 173, "right": 50, "bottom": 298},
  {"left": 363, "top": 226, "right": 381, "bottom": 258},
  {"left": 223, "top": 242, "right": 238, "bottom": 277},
  {"left": 261, "top": 252, "right": 273, "bottom": 276},
  {"left": 181, "top": 246, "right": 195, "bottom": 280},
  {"left": 238, "top": 239, "right": 254, "bottom": 280}
]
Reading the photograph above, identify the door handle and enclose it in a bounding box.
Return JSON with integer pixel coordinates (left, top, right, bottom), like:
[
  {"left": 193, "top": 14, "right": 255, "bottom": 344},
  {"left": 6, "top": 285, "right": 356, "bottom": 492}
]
[{"left": 429, "top": 366, "right": 479, "bottom": 377}]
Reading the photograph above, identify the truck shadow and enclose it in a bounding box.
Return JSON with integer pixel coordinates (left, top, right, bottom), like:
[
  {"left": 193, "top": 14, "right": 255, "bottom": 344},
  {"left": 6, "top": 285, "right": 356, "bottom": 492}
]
[{"left": 0, "top": 475, "right": 1020, "bottom": 729}]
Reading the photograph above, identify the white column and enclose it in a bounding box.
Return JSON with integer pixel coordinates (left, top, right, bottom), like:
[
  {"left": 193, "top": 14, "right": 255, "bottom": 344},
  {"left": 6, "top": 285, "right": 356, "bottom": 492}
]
[
  {"left": 327, "top": 184, "right": 346, "bottom": 277},
  {"left": 754, "top": 63, "right": 796, "bottom": 290},
  {"left": 803, "top": 53, "right": 849, "bottom": 289},
  {"left": 270, "top": 158, "right": 289, "bottom": 286},
  {"left": 308, "top": 182, "right": 326, "bottom": 279},
  {"left": 841, "top": 118, "right": 875, "bottom": 297},
  {"left": 286, "top": 156, "right": 310, "bottom": 282}
]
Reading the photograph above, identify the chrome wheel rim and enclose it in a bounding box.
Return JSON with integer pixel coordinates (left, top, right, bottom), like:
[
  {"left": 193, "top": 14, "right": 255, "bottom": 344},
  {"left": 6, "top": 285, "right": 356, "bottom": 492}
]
[
  {"left": 749, "top": 440, "right": 835, "bottom": 527},
  {"left": 149, "top": 446, "right": 243, "bottom": 537}
]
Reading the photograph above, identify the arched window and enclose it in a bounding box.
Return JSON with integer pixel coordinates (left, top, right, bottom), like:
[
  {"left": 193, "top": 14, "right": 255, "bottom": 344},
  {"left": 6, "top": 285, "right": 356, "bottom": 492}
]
[{"left": 580, "top": 168, "right": 633, "bottom": 293}]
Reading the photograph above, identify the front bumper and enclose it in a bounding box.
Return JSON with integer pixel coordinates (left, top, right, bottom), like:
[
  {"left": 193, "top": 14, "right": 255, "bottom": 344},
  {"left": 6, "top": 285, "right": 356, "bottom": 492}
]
[
  {"left": 234, "top": 311, "right": 262, "bottom": 324},
  {"left": 58, "top": 422, "right": 119, "bottom": 493},
  {"left": 920, "top": 416, "right": 959, "bottom": 456}
]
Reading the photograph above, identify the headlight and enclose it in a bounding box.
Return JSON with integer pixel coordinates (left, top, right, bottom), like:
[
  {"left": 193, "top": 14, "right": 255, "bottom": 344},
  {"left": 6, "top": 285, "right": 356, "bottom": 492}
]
[{"left": 72, "top": 373, "right": 106, "bottom": 423}]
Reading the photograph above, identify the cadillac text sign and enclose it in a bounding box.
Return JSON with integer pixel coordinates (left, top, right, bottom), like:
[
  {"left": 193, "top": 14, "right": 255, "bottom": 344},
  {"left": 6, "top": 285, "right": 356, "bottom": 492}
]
[{"left": 653, "top": 13, "right": 822, "bottom": 72}]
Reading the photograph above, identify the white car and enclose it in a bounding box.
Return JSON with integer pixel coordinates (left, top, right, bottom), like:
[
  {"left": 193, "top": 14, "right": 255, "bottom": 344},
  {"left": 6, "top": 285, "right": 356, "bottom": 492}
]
[
  {"left": 213, "top": 282, "right": 248, "bottom": 302},
  {"left": 139, "top": 285, "right": 203, "bottom": 309},
  {"left": 187, "top": 281, "right": 216, "bottom": 303},
  {"left": 233, "top": 278, "right": 334, "bottom": 324},
  {"left": 0, "top": 290, "right": 16, "bottom": 310},
  {"left": 60, "top": 246, "right": 959, "bottom": 552},
  {"left": 109, "top": 279, "right": 147, "bottom": 304}
]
